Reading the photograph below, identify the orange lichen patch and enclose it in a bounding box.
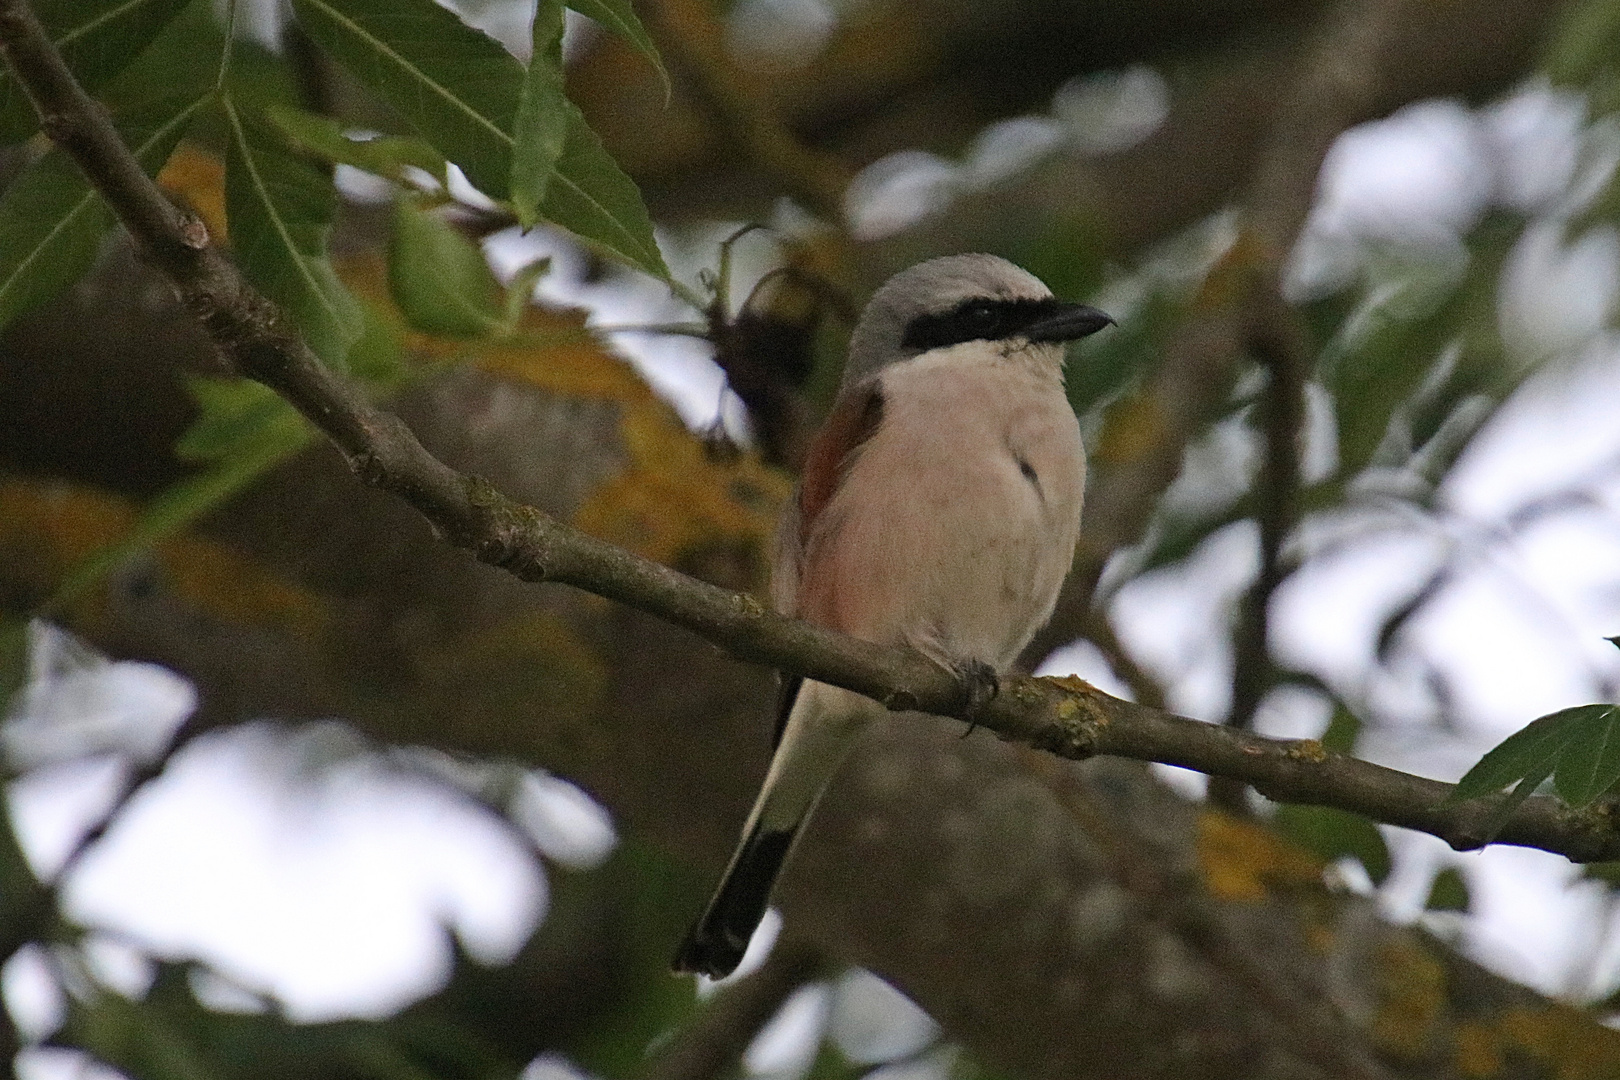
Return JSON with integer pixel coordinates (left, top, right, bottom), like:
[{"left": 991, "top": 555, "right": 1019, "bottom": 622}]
[
  {"left": 573, "top": 431, "right": 786, "bottom": 565},
  {"left": 158, "top": 144, "right": 227, "bottom": 243},
  {"left": 1453, "top": 1021, "right": 1503, "bottom": 1078},
  {"left": 338, "top": 254, "right": 789, "bottom": 564},
  {"left": 1045, "top": 674, "right": 1095, "bottom": 694},
  {"left": 485, "top": 309, "right": 788, "bottom": 562},
  {"left": 1195, "top": 809, "right": 1325, "bottom": 902},
  {"left": 1369, "top": 938, "right": 1446, "bottom": 1061},
  {"left": 157, "top": 535, "right": 330, "bottom": 642},
  {"left": 0, "top": 476, "right": 329, "bottom": 642},
  {"left": 338, "top": 254, "right": 643, "bottom": 395},
  {"left": 1499, "top": 1003, "right": 1620, "bottom": 1080},
  {"left": 0, "top": 479, "right": 138, "bottom": 593}
]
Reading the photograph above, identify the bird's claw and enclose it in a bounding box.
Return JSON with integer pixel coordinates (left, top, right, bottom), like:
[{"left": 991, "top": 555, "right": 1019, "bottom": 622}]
[{"left": 954, "top": 658, "right": 999, "bottom": 736}]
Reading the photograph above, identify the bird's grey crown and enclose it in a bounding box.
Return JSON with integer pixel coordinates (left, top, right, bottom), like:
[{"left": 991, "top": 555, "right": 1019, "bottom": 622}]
[{"left": 842, "top": 254, "right": 1054, "bottom": 387}]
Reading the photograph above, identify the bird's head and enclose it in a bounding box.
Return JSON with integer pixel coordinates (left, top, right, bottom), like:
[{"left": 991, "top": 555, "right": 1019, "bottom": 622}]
[{"left": 843, "top": 253, "right": 1113, "bottom": 386}]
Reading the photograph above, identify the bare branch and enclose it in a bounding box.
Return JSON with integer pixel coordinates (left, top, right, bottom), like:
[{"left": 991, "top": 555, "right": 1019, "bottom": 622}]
[{"left": 3, "top": 0, "right": 1619, "bottom": 871}]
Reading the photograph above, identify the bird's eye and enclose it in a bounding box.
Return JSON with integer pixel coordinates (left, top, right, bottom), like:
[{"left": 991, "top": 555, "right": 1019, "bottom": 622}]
[{"left": 963, "top": 302, "right": 998, "bottom": 329}]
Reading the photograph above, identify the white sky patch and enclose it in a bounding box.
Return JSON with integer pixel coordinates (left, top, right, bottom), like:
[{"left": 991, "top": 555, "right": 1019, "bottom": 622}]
[
  {"left": 744, "top": 981, "right": 831, "bottom": 1076},
  {"left": 4, "top": 621, "right": 194, "bottom": 771},
  {"left": 15, "top": 1047, "right": 128, "bottom": 1080},
  {"left": 1110, "top": 521, "right": 1258, "bottom": 720},
  {"left": 53, "top": 723, "right": 544, "bottom": 1021},
  {"left": 826, "top": 969, "right": 939, "bottom": 1065},
  {"left": 511, "top": 771, "right": 618, "bottom": 870},
  {"left": 8, "top": 756, "right": 128, "bottom": 881},
  {"left": 2, "top": 945, "right": 63, "bottom": 1043}
]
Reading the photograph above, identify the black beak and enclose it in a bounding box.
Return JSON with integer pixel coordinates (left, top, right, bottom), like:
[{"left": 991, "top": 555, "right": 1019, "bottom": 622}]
[{"left": 1025, "top": 303, "right": 1115, "bottom": 343}]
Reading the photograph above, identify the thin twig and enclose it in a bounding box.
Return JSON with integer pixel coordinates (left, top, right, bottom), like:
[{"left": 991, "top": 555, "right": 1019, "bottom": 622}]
[
  {"left": 1211, "top": 293, "right": 1310, "bottom": 810},
  {"left": 4, "top": 0, "right": 1620, "bottom": 866},
  {"left": 1023, "top": 0, "right": 1413, "bottom": 671}
]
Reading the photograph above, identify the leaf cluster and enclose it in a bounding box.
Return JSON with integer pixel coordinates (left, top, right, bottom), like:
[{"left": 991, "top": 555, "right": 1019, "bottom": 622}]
[{"left": 0, "top": 0, "right": 670, "bottom": 363}]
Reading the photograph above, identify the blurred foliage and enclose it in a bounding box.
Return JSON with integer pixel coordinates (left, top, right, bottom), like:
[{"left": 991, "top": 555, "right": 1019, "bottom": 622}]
[
  {"left": 6, "top": 0, "right": 1620, "bottom": 1075},
  {"left": 1424, "top": 867, "right": 1471, "bottom": 913}
]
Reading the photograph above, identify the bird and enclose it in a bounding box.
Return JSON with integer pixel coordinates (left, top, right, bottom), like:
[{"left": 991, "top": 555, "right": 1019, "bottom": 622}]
[{"left": 672, "top": 254, "right": 1112, "bottom": 978}]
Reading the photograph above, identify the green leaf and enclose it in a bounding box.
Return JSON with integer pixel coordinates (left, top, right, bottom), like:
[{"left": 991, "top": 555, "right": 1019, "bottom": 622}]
[
  {"left": 1544, "top": 0, "right": 1620, "bottom": 91},
  {"left": 48, "top": 305, "right": 406, "bottom": 612},
  {"left": 1320, "top": 703, "right": 1363, "bottom": 755},
  {"left": 1326, "top": 216, "right": 1521, "bottom": 481},
  {"left": 1273, "top": 804, "right": 1391, "bottom": 885},
  {"left": 0, "top": 93, "right": 205, "bottom": 332},
  {"left": 501, "top": 256, "right": 553, "bottom": 333},
  {"left": 1066, "top": 288, "right": 1173, "bottom": 418},
  {"left": 288, "top": 0, "right": 526, "bottom": 199},
  {"left": 289, "top": 0, "right": 667, "bottom": 277},
  {"left": 511, "top": 0, "right": 569, "bottom": 227},
  {"left": 222, "top": 96, "right": 365, "bottom": 368},
  {"left": 566, "top": 0, "right": 670, "bottom": 99},
  {"left": 1424, "top": 866, "right": 1470, "bottom": 913},
  {"left": 564, "top": 841, "right": 704, "bottom": 1076},
  {"left": 0, "top": 0, "right": 192, "bottom": 144},
  {"left": 1553, "top": 704, "right": 1620, "bottom": 805},
  {"left": 388, "top": 198, "right": 505, "bottom": 338},
  {"left": 266, "top": 104, "right": 447, "bottom": 184},
  {"left": 1451, "top": 703, "right": 1620, "bottom": 809},
  {"left": 539, "top": 100, "right": 668, "bottom": 277},
  {"left": 99, "top": 0, "right": 227, "bottom": 116},
  {"left": 1584, "top": 861, "right": 1620, "bottom": 887}
]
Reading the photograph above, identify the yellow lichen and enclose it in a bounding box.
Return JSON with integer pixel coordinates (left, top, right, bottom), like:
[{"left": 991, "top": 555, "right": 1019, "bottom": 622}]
[
  {"left": 1499, "top": 1003, "right": 1620, "bottom": 1080},
  {"left": 1287, "top": 738, "right": 1327, "bottom": 763},
  {"left": 1369, "top": 938, "right": 1446, "bottom": 1061},
  {"left": 1452, "top": 1022, "right": 1503, "bottom": 1078},
  {"left": 157, "top": 144, "right": 227, "bottom": 243},
  {"left": 0, "top": 477, "right": 330, "bottom": 642},
  {"left": 1195, "top": 809, "right": 1324, "bottom": 903}
]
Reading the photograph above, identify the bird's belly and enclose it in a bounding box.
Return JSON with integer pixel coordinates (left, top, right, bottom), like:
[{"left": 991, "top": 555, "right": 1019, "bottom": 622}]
[{"left": 810, "top": 388, "right": 1084, "bottom": 669}]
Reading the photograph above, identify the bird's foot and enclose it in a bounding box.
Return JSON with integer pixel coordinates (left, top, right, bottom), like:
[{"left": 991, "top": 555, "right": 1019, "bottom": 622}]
[{"left": 952, "top": 658, "right": 1000, "bottom": 736}]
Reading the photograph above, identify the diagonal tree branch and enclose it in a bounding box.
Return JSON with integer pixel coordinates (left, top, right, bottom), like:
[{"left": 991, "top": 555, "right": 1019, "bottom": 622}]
[{"left": 2, "top": 0, "right": 1619, "bottom": 872}]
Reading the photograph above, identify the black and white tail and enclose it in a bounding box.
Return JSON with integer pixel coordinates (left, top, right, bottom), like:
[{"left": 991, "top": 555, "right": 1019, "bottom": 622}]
[
  {"left": 672, "top": 822, "right": 799, "bottom": 977},
  {"left": 672, "top": 680, "right": 878, "bottom": 978}
]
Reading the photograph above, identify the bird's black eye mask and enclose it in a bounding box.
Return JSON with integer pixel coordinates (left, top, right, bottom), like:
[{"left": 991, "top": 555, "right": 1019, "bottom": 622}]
[{"left": 899, "top": 297, "right": 1064, "bottom": 351}]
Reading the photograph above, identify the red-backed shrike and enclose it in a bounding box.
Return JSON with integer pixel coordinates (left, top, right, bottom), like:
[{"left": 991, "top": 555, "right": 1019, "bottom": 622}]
[{"left": 674, "top": 254, "right": 1112, "bottom": 977}]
